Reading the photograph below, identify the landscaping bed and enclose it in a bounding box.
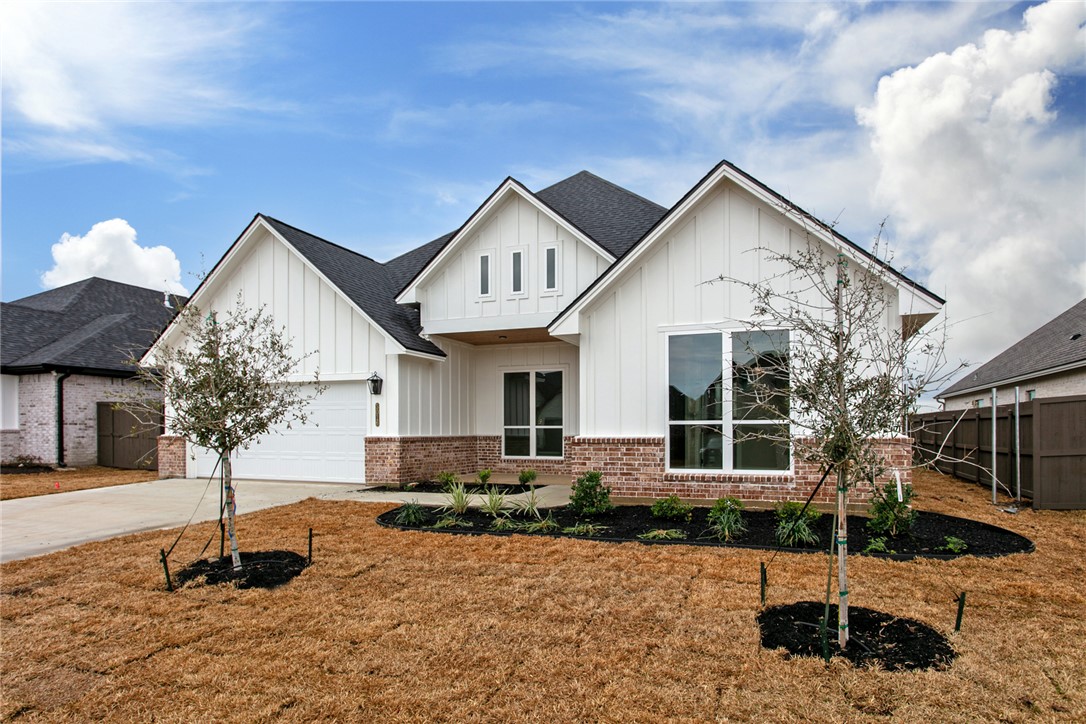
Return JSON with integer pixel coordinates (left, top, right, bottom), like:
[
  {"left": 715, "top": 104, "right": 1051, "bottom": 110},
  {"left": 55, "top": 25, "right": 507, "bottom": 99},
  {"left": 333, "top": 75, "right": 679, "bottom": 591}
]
[{"left": 376, "top": 504, "right": 1035, "bottom": 559}]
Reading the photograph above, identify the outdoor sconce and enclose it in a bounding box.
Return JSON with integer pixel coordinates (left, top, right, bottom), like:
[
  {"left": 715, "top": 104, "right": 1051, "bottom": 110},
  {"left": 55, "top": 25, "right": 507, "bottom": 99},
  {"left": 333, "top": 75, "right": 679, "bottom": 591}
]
[{"left": 367, "top": 372, "right": 383, "bottom": 395}]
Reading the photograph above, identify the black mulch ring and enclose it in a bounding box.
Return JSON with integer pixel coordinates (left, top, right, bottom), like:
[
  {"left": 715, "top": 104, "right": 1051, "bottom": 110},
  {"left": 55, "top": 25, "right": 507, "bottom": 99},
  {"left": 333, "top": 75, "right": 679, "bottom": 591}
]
[
  {"left": 377, "top": 505, "right": 1034, "bottom": 559},
  {"left": 758, "top": 601, "right": 956, "bottom": 671},
  {"left": 366, "top": 481, "right": 534, "bottom": 495},
  {"left": 1, "top": 464, "right": 55, "bottom": 475},
  {"left": 174, "top": 550, "right": 308, "bottom": 590}
]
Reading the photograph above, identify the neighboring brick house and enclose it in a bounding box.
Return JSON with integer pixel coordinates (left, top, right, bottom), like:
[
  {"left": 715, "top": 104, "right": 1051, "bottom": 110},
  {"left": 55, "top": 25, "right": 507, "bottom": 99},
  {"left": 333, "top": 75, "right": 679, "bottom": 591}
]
[
  {"left": 149, "top": 159, "right": 943, "bottom": 502},
  {"left": 1, "top": 278, "right": 182, "bottom": 467},
  {"left": 939, "top": 298, "right": 1086, "bottom": 410}
]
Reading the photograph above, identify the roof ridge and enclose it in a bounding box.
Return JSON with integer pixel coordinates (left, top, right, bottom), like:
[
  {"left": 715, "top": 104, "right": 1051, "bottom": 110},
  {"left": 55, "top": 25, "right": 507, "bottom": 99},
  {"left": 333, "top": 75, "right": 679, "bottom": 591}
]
[
  {"left": 552, "top": 170, "right": 666, "bottom": 211},
  {"left": 259, "top": 214, "right": 384, "bottom": 267}
]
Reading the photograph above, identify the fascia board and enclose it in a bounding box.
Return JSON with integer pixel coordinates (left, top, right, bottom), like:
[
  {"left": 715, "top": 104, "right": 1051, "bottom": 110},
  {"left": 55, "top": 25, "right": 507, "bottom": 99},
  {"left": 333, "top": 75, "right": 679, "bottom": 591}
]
[{"left": 395, "top": 179, "right": 614, "bottom": 305}]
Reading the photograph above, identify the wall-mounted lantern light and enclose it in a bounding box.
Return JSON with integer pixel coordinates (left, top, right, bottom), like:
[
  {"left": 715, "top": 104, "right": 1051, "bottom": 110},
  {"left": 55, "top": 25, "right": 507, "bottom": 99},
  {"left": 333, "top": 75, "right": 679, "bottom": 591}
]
[{"left": 367, "top": 372, "right": 383, "bottom": 395}]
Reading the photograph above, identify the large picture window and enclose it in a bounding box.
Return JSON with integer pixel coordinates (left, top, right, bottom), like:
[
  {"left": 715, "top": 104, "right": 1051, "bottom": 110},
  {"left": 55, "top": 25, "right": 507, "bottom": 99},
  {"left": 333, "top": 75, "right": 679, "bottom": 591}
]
[
  {"left": 504, "top": 370, "right": 563, "bottom": 457},
  {"left": 667, "top": 330, "right": 789, "bottom": 472}
]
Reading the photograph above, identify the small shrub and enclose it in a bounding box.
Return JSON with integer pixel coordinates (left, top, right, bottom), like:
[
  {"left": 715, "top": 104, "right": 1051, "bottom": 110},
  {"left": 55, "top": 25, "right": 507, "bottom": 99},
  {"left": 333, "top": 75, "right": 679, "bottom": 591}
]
[
  {"left": 867, "top": 480, "right": 917, "bottom": 538},
  {"left": 569, "top": 471, "right": 613, "bottom": 517},
  {"left": 863, "top": 536, "right": 895, "bottom": 555},
  {"left": 702, "top": 497, "right": 747, "bottom": 542},
  {"left": 562, "top": 522, "right": 610, "bottom": 537},
  {"left": 511, "top": 486, "right": 543, "bottom": 520},
  {"left": 440, "top": 481, "right": 471, "bottom": 515},
  {"left": 479, "top": 486, "right": 506, "bottom": 518},
  {"left": 435, "top": 470, "right": 458, "bottom": 487},
  {"left": 650, "top": 494, "right": 693, "bottom": 522},
  {"left": 521, "top": 513, "right": 560, "bottom": 534},
  {"left": 394, "top": 501, "right": 428, "bottom": 527},
  {"left": 638, "top": 528, "right": 687, "bottom": 541},
  {"left": 938, "top": 535, "right": 968, "bottom": 554},
  {"left": 518, "top": 469, "right": 538, "bottom": 485},
  {"left": 489, "top": 515, "right": 519, "bottom": 532},
  {"left": 433, "top": 513, "right": 473, "bottom": 530},
  {"left": 476, "top": 469, "right": 492, "bottom": 485},
  {"left": 775, "top": 501, "right": 821, "bottom": 547}
]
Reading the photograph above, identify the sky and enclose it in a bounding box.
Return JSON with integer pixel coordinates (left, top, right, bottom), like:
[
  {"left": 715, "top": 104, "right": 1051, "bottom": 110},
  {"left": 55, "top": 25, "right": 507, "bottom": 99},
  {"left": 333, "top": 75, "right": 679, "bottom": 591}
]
[{"left": 2, "top": 1, "right": 1084, "bottom": 391}]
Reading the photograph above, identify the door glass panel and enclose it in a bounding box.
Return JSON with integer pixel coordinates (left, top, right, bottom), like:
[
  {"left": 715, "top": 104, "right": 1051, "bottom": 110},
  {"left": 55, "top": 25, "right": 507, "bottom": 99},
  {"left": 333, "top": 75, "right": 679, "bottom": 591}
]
[{"left": 669, "top": 333, "right": 722, "bottom": 421}]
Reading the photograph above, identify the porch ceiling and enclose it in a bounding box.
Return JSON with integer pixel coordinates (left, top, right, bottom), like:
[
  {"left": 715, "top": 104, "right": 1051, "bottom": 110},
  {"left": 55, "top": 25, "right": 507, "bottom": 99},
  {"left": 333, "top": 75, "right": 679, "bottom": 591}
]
[{"left": 435, "top": 327, "right": 555, "bottom": 346}]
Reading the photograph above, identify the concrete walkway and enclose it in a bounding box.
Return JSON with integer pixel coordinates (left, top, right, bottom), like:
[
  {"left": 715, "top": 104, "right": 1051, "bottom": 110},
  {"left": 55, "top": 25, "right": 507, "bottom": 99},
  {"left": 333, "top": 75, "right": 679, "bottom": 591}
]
[{"left": 0, "top": 479, "right": 572, "bottom": 563}]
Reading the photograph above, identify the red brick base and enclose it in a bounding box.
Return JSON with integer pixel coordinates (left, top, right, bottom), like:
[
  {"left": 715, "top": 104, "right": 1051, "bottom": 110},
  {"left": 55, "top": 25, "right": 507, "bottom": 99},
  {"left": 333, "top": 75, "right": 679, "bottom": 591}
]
[
  {"left": 157, "top": 435, "right": 186, "bottom": 479},
  {"left": 364, "top": 435, "right": 574, "bottom": 483}
]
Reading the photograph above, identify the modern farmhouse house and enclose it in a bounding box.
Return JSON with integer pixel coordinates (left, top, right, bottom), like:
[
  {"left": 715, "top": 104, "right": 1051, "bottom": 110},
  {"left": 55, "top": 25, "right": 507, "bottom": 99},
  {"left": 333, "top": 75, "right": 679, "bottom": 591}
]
[{"left": 151, "top": 160, "right": 942, "bottom": 502}]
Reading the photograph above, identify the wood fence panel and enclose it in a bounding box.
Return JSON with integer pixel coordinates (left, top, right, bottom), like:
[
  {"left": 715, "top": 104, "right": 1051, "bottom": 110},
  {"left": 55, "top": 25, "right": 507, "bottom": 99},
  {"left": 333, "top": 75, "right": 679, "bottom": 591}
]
[{"left": 97, "top": 403, "right": 160, "bottom": 470}]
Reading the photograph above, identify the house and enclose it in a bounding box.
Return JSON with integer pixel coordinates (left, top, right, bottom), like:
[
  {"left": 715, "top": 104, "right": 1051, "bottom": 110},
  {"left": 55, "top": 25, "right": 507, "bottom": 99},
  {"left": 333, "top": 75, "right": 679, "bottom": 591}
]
[
  {"left": 1, "top": 277, "right": 182, "bottom": 468},
  {"left": 150, "top": 159, "right": 943, "bottom": 503},
  {"left": 939, "top": 298, "right": 1086, "bottom": 410}
]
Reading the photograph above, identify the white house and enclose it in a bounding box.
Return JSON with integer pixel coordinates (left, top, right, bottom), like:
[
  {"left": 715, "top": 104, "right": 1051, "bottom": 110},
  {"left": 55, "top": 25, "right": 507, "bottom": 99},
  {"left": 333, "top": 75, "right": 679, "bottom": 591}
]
[{"left": 150, "top": 160, "right": 942, "bottom": 503}]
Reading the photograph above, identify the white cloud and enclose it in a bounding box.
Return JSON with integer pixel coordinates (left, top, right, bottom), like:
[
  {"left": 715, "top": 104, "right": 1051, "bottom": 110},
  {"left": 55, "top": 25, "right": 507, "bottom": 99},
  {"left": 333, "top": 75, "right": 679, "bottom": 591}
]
[
  {"left": 0, "top": 1, "right": 286, "bottom": 165},
  {"left": 41, "top": 219, "right": 188, "bottom": 295},
  {"left": 857, "top": 0, "right": 1086, "bottom": 371}
]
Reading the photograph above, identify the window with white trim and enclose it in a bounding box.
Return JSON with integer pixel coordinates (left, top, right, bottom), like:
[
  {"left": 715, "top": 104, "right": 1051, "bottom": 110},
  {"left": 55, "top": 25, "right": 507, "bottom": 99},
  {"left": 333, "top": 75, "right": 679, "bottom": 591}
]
[
  {"left": 667, "top": 330, "right": 790, "bottom": 471},
  {"left": 478, "top": 252, "right": 493, "bottom": 298},
  {"left": 510, "top": 249, "right": 526, "bottom": 296},
  {"left": 1, "top": 375, "right": 18, "bottom": 430},
  {"left": 542, "top": 243, "right": 560, "bottom": 294},
  {"left": 503, "top": 370, "right": 563, "bottom": 457}
]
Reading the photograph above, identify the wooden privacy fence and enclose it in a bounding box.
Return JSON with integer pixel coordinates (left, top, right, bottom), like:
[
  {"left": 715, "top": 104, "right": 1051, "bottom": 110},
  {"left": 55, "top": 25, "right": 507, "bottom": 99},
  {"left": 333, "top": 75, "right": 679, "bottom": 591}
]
[
  {"left": 97, "top": 403, "right": 161, "bottom": 470},
  {"left": 910, "top": 394, "right": 1086, "bottom": 510}
]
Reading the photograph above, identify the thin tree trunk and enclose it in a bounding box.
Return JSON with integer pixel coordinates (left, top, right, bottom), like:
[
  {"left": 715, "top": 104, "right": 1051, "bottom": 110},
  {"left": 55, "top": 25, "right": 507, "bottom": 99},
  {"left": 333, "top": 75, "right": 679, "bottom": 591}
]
[
  {"left": 222, "top": 455, "right": 243, "bottom": 571},
  {"left": 836, "top": 464, "right": 849, "bottom": 649}
]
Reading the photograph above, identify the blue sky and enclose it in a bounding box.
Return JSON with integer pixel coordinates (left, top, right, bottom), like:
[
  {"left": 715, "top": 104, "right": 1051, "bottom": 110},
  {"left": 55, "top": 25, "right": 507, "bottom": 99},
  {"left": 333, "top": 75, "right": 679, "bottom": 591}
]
[{"left": 2, "top": 1, "right": 1084, "bottom": 375}]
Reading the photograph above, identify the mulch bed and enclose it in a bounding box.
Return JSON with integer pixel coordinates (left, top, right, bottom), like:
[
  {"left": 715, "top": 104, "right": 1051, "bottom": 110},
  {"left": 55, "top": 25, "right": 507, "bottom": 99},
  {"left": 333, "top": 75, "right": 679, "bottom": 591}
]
[
  {"left": 1, "top": 464, "right": 55, "bottom": 475},
  {"left": 173, "top": 550, "right": 308, "bottom": 590},
  {"left": 366, "top": 481, "right": 534, "bottom": 494},
  {"left": 758, "top": 601, "right": 957, "bottom": 671},
  {"left": 377, "top": 504, "right": 1034, "bottom": 559}
]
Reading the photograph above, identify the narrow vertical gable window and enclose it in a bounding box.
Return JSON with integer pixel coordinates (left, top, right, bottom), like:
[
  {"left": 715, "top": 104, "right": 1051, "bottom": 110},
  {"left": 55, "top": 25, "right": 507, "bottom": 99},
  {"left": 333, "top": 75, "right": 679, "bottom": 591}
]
[
  {"left": 543, "top": 243, "right": 560, "bottom": 294},
  {"left": 511, "top": 250, "right": 524, "bottom": 295},
  {"left": 479, "top": 253, "right": 492, "bottom": 298}
]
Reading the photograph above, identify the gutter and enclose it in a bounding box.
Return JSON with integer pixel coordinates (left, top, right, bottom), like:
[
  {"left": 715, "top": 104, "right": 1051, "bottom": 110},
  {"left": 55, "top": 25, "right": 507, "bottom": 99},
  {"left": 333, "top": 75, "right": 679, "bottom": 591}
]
[{"left": 55, "top": 370, "right": 72, "bottom": 467}]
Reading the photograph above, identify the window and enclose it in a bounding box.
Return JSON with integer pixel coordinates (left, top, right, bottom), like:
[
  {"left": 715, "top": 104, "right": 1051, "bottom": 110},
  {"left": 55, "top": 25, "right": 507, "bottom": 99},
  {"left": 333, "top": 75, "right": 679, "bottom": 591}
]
[
  {"left": 510, "top": 250, "right": 525, "bottom": 296},
  {"left": 478, "top": 252, "right": 492, "bottom": 298},
  {"left": 1026, "top": 389, "right": 1036, "bottom": 401},
  {"left": 1, "top": 375, "right": 18, "bottom": 430},
  {"left": 667, "top": 330, "right": 789, "bottom": 472},
  {"left": 543, "top": 244, "right": 560, "bottom": 294},
  {"left": 504, "top": 370, "right": 563, "bottom": 457}
]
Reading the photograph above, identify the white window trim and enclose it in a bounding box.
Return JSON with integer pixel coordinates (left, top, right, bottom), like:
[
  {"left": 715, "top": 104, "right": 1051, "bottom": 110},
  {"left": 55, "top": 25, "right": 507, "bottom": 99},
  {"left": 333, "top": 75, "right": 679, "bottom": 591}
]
[
  {"left": 664, "top": 328, "right": 793, "bottom": 475},
  {"left": 500, "top": 365, "right": 566, "bottom": 459},
  {"left": 541, "top": 242, "right": 561, "bottom": 296},
  {"left": 508, "top": 247, "right": 528, "bottom": 299},
  {"left": 477, "top": 250, "right": 495, "bottom": 300}
]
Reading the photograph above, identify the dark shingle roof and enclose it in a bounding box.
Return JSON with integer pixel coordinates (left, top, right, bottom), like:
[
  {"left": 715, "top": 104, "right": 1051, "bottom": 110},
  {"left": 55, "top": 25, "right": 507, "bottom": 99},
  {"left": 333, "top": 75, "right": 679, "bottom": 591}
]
[
  {"left": 260, "top": 216, "right": 445, "bottom": 357},
  {"left": 2, "top": 278, "right": 183, "bottom": 374},
  {"left": 535, "top": 171, "right": 668, "bottom": 259},
  {"left": 940, "top": 298, "right": 1086, "bottom": 397}
]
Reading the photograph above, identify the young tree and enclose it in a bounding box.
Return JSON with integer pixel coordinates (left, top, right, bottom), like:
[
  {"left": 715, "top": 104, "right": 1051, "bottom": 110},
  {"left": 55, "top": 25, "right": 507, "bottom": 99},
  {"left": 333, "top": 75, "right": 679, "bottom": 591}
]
[
  {"left": 126, "top": 294, "right": 325, "bottom": 571},
  {"left": 710, "top": 219, "right": 959, "bottom": 649}
]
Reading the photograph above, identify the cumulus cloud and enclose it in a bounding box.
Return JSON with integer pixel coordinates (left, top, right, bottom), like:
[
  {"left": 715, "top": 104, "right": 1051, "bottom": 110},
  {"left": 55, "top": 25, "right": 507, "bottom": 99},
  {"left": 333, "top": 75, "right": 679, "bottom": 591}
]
[
  {"left": 857, "top": 0, "right": 1086, "bottom": 370},
  {"left": 41, "top": 219, "right": 188, "bottom": 295}
]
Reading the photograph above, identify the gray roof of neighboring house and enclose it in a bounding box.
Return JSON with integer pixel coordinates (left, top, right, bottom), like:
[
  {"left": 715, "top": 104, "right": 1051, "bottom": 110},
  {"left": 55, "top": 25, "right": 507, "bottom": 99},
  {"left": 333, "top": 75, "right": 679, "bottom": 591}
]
[
  {"left": 940, "top": 298, "right": 1086, "bottom": 398},
  {"left": 2, "top": 277, "right": 183, "bottom": 375},
  {"left": 255, "top": 170, "right": 669, "bottom": 357}
]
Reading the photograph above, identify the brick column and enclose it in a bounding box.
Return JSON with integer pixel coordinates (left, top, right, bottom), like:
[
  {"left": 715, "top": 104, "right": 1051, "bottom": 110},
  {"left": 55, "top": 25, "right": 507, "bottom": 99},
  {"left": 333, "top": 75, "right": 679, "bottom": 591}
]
[{"left": 157, "top": 435, "right": 186, "bottom": 479}]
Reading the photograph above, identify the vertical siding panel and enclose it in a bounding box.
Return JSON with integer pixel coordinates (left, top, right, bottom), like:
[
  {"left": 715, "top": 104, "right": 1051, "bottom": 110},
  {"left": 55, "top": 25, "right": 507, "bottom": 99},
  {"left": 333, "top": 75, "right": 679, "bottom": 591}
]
[
  {"left": 698, "top": 191, "right": 726, "bottom": 322},
  {"left": 670, "top": 218, "right": 697, "bottom": 324},
  {"left": 273, "top": 240, "right": 289, "bottom": 343},
  {"left": 320, "top": 282, "right": 336, "bottom": 374},
  {"left": 335, "top": 296, "right": 352, "bottom": 373},
  {"left": 618, "top": 269, "right": 645, "bottom": 434}
]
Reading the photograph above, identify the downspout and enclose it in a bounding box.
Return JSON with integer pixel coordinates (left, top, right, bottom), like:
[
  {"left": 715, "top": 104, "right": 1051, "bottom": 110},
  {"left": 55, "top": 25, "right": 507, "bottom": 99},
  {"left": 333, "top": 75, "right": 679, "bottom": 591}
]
[{"left": 55, "top": 370, "right": 72, "bottom": 467}]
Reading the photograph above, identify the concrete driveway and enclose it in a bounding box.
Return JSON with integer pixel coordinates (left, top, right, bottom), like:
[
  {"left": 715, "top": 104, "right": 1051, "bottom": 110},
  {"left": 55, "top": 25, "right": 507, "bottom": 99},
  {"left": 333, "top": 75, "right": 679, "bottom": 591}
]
[{"left": 0, "top": 478, "right": 353, "bottom": 563}]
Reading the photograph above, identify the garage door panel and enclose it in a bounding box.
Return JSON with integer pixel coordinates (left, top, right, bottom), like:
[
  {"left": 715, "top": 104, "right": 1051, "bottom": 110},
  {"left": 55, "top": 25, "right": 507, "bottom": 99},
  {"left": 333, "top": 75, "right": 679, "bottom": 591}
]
[{"left": 193, "top": 382, "right": 366, "bottom": 483}]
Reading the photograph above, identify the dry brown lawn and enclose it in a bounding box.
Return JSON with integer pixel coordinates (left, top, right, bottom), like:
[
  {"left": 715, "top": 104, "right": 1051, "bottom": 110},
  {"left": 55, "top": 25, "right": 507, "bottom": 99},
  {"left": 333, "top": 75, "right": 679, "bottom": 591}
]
[
  {"left": 1, "top": 469, "right": 1083, "bottom": 722},
  {"left": 0, "top": 466, "right": 158, "bottom": 501}
]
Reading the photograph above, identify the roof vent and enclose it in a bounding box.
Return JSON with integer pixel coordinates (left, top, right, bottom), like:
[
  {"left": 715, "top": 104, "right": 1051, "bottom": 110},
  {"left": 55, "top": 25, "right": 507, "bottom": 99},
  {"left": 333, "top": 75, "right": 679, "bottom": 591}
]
[
  {"left": 163, "top": 291, "right": 172, "bottom": 309},
  {"left": 1071, "top": 333, "right": 1082, "bottom": 341}
]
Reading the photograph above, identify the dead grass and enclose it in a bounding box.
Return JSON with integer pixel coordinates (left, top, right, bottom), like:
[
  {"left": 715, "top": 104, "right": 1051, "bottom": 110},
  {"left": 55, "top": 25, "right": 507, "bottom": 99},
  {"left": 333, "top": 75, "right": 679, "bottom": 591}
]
[
  {"left": 0, "top": 466, "right": 158, "bottom": 501},
  {"left": 1, "top": 469, "right": 1083, "bottom": 722}
]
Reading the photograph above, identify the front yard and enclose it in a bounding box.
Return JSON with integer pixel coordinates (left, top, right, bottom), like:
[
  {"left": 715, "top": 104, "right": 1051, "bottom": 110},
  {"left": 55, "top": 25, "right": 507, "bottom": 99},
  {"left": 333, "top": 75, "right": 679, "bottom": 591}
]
[
  {"left": 1, "top": 470, "right": 1083, "bottom": 721},
  {"left": 0, "top": 466, "right": 158, "bottom": 501}
]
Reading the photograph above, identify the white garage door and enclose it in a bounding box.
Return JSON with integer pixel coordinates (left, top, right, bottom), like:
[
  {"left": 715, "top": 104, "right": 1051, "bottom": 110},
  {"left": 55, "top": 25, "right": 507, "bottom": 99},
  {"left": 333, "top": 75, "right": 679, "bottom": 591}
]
[{"left": 194, "top": 381, "right": 367, "bottom": 483}]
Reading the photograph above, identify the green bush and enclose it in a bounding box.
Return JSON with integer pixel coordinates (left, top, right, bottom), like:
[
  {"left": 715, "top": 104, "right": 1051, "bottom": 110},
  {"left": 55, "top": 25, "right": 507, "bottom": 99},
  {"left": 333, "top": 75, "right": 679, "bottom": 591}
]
[
  {"left": 476, "top": 469, "right": 492, "bottom": 484},
  {"left": 518, "top": 469, "right": 538, "bottom": 485},
  {"left": 440, "top": 481, "right": 471, "bottom": 515},
  {"left": 479, "top": 486, "right": 506, "bottom": 518},
  {"left": 393, "top": 501, "right": 428, "bottom": 527},
  {"left": 938, "top": 535, "right": 968, "bottom": 554},
  {"left": 862, "top": 536, "right": 895, "bottom": 555},
  {"left": 568, "top": 471, "right": 613, "bottom": 517},
  {"left": 866, "top": 480, "right": 917, "bottom": 538},
  {"left": 435, "top": 470, "right": 458, "bottom": 487},
  {"left": 650, "top": 494, "right": 693, "bottom": 522},
  {"left": 775, "top": 501, "right": 821, "bottom": 547},
  {"left": 702, "top": 497, "right": 747, "bottom": 542},
  {"left": 511, "top": 486, "right": 542, "bottom": 520}
]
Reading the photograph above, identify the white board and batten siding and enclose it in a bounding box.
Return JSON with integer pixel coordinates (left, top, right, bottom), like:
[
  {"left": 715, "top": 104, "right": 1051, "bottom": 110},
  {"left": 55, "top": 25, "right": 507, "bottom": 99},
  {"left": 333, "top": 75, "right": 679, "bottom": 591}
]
[
  {"left": 417, "top": 194, "right": 609, "bottom": 334},
  {"left": 188, "top": 225, "right": 385, "bottom": 483},
  {"left": 578, "top": 179, "right": 902, "bottom": 437}
]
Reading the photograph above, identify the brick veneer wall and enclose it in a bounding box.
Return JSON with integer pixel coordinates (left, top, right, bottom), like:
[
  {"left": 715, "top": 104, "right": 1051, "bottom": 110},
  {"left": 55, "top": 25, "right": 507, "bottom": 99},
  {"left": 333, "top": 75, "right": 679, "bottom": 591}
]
[
  {"left": 0, "top": 430, "right": 22, "bottom": 464},
  {"left": 567, "top": 436, "right": 912, "bottom": 507},
  {"left": 474, "top": 436, "right": 573, "bottom": 476},
  {"left": 365, "top": 435, "right": 575, "bottom": 483},
  {"left": 157, "top": 436, "right": 187, "bottom": 478},
  {"left": 10, "top": 374, "right": 56, "bottom": 464}
]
